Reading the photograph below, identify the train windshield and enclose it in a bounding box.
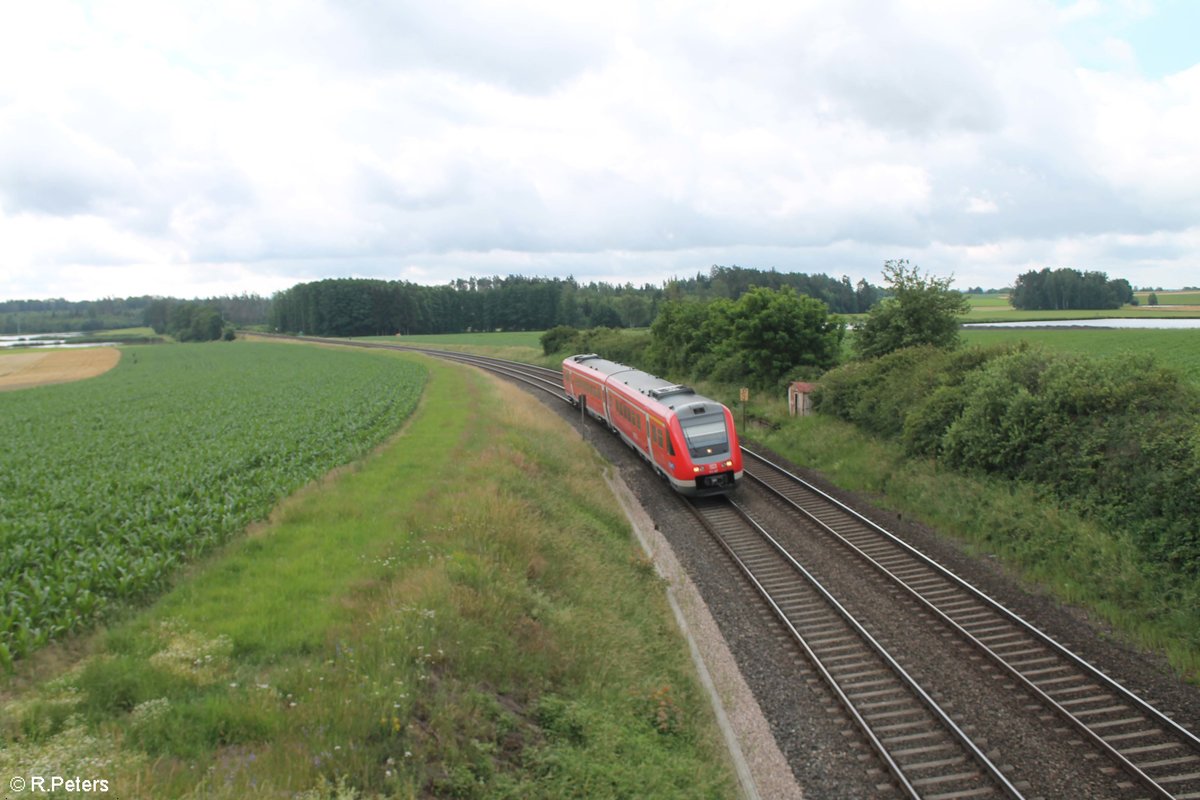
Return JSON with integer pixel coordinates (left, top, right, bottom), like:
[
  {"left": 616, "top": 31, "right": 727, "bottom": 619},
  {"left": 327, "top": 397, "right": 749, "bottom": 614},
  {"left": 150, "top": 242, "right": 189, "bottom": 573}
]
[{"left": 681, "top": 417, "right": 729, "bottom": 458}]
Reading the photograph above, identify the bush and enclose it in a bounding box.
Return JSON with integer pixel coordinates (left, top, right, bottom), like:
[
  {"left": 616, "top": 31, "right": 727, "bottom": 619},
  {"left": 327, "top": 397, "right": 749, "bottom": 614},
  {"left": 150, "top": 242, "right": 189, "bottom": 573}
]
[
  {"left": 540, "top": 325, "right": 579, "bottom": 356},
  {"left": 646, "top": 288, "right": 843, "bottom": 389},
  {"left": 539, "top": 326, "right": 652, "bottom": 368},
  {"left": 814, "top": 344, "right": 1200, "bottom": 576}
]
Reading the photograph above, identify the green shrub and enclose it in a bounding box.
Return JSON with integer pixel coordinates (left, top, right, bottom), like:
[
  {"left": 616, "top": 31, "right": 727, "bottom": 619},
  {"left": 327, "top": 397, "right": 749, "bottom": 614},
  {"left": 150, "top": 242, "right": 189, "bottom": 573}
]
[
  {"left": 540, "top": 325, "right": 579, "bottom": 356},
  {"left": 814, "top": 343, "right": 1200, "bottom": 577}
]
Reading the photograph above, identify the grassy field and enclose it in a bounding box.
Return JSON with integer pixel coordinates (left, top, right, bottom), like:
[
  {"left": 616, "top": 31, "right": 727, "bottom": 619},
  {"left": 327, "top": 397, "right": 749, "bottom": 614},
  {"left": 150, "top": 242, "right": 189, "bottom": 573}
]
[
  {"left": 359, "top": 331, "right": 552, "bottom": 368},
  {"left": 962, "top": 293, "right": 1010, "bottom": 309},
  {"left": 961, "top": 328, "right": 1200, "bottom": 385},
  {"left": 0, "top": 350, "right": 735, "bottom": 798},
  {"left": 962, "top": 292, "right": 1200, "bottom": 322},
  {"left": 0, "top": 342, "right": 426, "bottom": 664},
  {"left": 1134, "top": 290, "right": 1200, "bottom": 305}
]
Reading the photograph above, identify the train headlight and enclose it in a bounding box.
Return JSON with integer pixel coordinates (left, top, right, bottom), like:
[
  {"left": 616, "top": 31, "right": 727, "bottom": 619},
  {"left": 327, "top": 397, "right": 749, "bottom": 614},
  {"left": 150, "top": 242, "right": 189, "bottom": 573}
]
[
  {"left": 724, "top": 460, "right": 733, "bottom": 467},
  {"left": 693, "top": 466, "right": 702, "bottom": 473}
]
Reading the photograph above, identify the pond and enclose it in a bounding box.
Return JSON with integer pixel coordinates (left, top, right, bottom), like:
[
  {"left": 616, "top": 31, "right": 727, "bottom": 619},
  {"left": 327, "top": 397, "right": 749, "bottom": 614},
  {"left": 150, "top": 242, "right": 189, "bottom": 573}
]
[
  {"left": 963, "top": 318, "right": 1200, "bottom": 329},
  {"left": 0, "top": 333, "right": 118, "bottom": 349}
]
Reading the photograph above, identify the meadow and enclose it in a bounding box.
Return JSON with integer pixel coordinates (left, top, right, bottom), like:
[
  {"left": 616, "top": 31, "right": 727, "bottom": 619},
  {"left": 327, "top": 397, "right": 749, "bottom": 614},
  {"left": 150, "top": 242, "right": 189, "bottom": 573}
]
[
  {"left": 962, "top": 291, "right": 1200, "bottom": 322},
  {"left": 1135, "top": 290, "right": 1200, "bottom": 305},
  {"left": 1, "top": 354, "right": 734, "bottom": 798},
  {"left": 0, "top": 342, "right": 426, "bottom": 665},
  {"left": 961, "top": 328, "right": 1200, "bottom": 385}
]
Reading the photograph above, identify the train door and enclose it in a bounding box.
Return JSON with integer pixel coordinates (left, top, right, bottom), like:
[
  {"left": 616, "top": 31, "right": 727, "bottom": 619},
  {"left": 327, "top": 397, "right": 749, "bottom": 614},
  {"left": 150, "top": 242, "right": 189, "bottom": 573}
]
[{"left": 648, "top": 416, "right": 669, "bottom": 472}]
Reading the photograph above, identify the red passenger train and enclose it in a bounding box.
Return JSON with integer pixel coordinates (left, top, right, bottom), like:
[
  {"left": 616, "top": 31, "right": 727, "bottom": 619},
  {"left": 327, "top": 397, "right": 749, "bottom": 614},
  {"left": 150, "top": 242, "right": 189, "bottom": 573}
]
[{"left": 562, "top": 354, "right": 743, "bottom": 495}]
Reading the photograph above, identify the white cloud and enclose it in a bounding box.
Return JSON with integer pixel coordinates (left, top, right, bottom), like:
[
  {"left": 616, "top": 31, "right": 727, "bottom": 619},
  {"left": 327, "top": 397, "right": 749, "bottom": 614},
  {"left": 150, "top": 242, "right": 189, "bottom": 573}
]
[
  {"left": 966, "top": 197, "right": 999, "bottom": 215},
  {"left": 0, "top": 0, "right": 1197, "bottom": 301}
]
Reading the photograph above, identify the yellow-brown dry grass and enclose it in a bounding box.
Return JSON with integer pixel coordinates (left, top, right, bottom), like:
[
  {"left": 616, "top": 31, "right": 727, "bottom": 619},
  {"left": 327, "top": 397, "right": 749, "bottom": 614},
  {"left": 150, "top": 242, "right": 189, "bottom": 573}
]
[{"left": 0, "top": 348, "right": 121, "bottom": 392}]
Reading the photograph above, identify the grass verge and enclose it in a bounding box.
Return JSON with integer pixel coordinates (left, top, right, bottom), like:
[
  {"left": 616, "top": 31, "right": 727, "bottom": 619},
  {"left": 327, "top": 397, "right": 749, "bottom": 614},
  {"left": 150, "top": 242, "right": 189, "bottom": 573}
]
[{"left": 0, "top": 356, "right": 735, "bottom": 798}]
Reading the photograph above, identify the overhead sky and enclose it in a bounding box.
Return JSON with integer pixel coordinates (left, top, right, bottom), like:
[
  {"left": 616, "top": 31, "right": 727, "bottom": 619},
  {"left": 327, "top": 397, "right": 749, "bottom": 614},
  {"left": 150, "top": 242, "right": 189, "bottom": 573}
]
[{"left": 1, "top": 0, "right": 1197, "bottom": 302}]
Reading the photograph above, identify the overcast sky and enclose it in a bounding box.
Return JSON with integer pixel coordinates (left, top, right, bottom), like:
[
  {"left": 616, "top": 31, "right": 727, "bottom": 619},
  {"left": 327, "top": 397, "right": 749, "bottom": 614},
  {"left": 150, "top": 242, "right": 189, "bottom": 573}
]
[{"left": 1, "top": 0, "right": 1197, "bottom": 302}]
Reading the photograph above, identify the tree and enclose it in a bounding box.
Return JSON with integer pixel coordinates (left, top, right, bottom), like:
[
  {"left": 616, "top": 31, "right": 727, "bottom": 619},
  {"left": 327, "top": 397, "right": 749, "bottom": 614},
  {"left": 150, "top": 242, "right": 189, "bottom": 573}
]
[
  {"left": 730, "top": 287, "right": 843, "bottom": 385},
  {"left": 152, "top": 300, "right": 229, "bottom": 341},
  {"left": 645, "top": 287, "right": 844, "bottom": 388},
  {"left": 143, "top": 299, "right": 172, "bottom": 334},
  {"left": 853, "top": 260, "right": 969, "bottom": 360}
]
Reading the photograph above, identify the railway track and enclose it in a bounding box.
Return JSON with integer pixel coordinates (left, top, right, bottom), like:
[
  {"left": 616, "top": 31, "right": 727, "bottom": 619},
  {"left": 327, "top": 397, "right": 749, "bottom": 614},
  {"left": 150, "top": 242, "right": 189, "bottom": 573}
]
[
  {"left": 740, "top": 449, "right": 1200, "bottom": 800},
  {"left": 262, "top": 336, "right": 1200, "bottom": 798},
  {"left": 689, "top": 496, "right": 1023, "bottom": 799}
]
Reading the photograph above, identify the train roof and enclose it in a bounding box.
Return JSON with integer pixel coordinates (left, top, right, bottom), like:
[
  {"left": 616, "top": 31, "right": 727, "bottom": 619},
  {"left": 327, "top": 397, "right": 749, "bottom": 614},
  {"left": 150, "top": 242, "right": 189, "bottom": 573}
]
[{"left": 564, "top": 354, "right": 725, "bottom": 415}]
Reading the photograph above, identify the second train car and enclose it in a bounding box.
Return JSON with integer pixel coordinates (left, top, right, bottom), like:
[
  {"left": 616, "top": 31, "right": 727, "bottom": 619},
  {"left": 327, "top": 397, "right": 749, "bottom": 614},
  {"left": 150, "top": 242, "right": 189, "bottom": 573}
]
[{"left": 562, "top": 354, "right": 742, "bottom": 495}]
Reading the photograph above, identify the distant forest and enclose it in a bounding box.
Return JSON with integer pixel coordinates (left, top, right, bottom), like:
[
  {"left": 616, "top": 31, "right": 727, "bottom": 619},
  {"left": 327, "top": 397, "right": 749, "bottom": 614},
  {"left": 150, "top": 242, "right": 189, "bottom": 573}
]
[
  {"left": 0, "top": 294, "right": 271, "bottom": 336},
  {"left": 1009, "top": 268, "right": 1134, "bottom": 311},
  {"left": 268, "top": 267, "right": 884, "bottom": 337},
  {"left": 0, "top": 266, "right": 884, "bottom": 337},
  {"left": 2, "top": 263, "right": 1151, "bottom": 338}
]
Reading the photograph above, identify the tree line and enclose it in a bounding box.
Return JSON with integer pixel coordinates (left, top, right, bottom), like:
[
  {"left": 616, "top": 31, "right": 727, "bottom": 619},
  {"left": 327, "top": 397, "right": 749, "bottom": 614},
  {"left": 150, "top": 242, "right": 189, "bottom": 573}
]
[
  {"left": 0, "top": 294, "right": 271, "bottom": 336},
  {"left": 4, "top": 263, "right": 1145, "bottom": 340},
  {"left": 267, "top": 267, "right": 881, "bottom": 337},
  {"left": 1009, "top": 267, "right": 1134, "bottom": 310},
  {"left": 542, "top": 261, "right": 950, "bottom": 391}
]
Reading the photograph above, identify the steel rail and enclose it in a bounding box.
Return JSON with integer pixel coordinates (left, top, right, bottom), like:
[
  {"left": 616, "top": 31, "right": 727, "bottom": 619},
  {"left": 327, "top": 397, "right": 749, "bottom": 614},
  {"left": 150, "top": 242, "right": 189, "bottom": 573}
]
[
  {"left": 688, "top": 496, "right": 1025, "bottom": 799},
  {"left": 740, "top": 446, "right": 1200, "bottom": 800}
]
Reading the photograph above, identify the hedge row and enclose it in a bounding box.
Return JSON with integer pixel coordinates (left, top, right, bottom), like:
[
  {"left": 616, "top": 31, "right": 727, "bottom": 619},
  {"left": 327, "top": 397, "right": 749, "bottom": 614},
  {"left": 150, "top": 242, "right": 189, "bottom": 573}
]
[{"left": 815, "top": 344, "right": 1200, "bottom": 575}]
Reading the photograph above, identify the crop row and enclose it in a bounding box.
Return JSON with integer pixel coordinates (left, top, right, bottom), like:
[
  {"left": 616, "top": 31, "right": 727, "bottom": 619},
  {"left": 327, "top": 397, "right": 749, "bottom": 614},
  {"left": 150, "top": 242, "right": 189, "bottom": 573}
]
[{"left": 0, "top": 342, "right": 426, "bottom": 665}]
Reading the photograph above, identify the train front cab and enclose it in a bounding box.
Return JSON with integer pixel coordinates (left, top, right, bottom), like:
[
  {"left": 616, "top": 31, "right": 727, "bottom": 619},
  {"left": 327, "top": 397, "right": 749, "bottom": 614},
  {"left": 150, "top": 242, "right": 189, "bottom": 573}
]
[{"left": 667, "top": 401, "right": 742, "bottom": 496}]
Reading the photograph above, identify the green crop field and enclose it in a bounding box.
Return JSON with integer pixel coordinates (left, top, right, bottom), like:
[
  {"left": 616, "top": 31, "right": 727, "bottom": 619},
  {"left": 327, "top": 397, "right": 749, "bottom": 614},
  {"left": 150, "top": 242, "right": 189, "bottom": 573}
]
[
  {"left": 961, "top": 328, "right": 1200, "bottom": 385},
  {"left": 963, "top": 292, "right": 1200, "bottom": 322},
  {"left": 0, "top": 342, "right": 425, "bottom": 665},
  {"left": 1135, "top": 290, "right": 1200, "bottom": 305}
]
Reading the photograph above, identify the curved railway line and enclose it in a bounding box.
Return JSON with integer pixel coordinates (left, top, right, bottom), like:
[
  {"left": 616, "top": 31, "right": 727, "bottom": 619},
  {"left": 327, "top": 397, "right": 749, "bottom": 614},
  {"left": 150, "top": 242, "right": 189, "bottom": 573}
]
[
  {"left": 259, "top": 334, "right": 1200, "bottom": 798},
  {"left": 689, "top": 496, "right": 1023, "bottom": 799},
  {"left": 741, "top": 450, "right": 1200, "bottom": 800}
]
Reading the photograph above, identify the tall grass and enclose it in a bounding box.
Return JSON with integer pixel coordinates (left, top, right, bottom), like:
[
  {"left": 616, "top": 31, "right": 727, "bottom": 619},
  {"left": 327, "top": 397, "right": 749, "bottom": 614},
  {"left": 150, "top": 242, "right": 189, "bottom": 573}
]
[{"left": 0, "top": 357, "right": 735, "bottom": 798}]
